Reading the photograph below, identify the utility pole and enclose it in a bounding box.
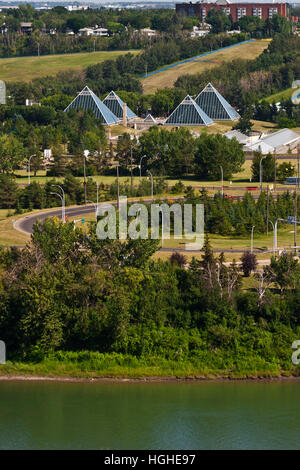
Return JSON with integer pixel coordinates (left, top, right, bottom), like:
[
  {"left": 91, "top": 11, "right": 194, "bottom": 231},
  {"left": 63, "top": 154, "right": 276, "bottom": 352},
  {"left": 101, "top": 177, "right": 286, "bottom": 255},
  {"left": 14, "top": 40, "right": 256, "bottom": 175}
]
[
  {"left": 37, "top": 42, "right": 40, "bottom": 57},
  {"left": 295, "top": 180, "right": 298, "bottom": 254},
  {"left": 139, "top": 155, "right": 146, "bottom": 179},
  {"left": 130, "top": 145, "right": 133, "bottom": 191},
  {"left": 51, "top": 184, "right": 65, "bottom": 223},
  {"left": 274, "top": 151, "right": 277, "bottom": 193},
  {"left": 83, "top": 150, "right": 89, "bottom": 205},
  {"left": 116, "top": 163, "right": 120, "bottom": 211},
  {"left": 251, "top": 225, "right": 255, "bottom": 253},
  {"left": 27, "top": 154, "right": 36, "bottom": 185},
  {"left": 147, "top": 170, "right": 153, "bottom": 201},
  {"left": 266, "top": 185, "right": 269, "bottom": 236},
  {"left": 260, "top": 155, "right": 267, "bottom": 192},
  {"left": 220, "top": 165, "right": 223, "bottom": 197}
]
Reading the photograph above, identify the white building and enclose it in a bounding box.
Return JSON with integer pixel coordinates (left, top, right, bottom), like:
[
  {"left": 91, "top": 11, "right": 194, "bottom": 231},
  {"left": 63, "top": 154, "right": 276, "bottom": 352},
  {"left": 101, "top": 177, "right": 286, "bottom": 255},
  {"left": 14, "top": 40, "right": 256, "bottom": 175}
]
[
  {"left": 78, "top": 27, "right": 94, "bottom": 36},
  {"left": 190, "top": 25, "right": 210, "bottom": 38},
  {"left": 224, "top": 130, "right": 262, "bottom": 146},
  {"left": 140, "top": 28, "right": 157, "bottom": 37},
  {"left": 244, "top": 128, "right": 300, "bottom": 154},
  {"left": 93, "top": 28, "right": 108, "bottom": 37}
]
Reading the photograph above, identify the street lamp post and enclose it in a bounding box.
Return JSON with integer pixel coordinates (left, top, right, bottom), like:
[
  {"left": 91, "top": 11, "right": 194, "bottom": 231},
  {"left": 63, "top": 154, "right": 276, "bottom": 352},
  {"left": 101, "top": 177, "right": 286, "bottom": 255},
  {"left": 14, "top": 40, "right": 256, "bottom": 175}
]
[
  {"left": 83, "top": 150, "right": 89, "bottom": 205},
  {"left": 88, "top": 177, "right": 99, "bottom": 214},
  {"left": 220, "top": 165, "right": 223, "bottom": 197},
  {"left": 116, "top": 163, "right": 120, "bottom": 211},
  {"left": 139, "top": 155, "right": 147, "bottom": 179},
  {"left": 268, "top": 220, "right": 275, "bottom": 253},
  {"left": 147, "top": 170, "right": 153, "bottom": 201},
  {"left": 51, "top": 184, "right": 65, "bottom": 223},
  {"left": 260, "top": 155, "right": 267, "bottom": 192},
  {"left": 251, "top": 225, "right": 255, "bottom": 253},
  {"left": 27, "top": 154, "right": 36, "bottom": 185}
]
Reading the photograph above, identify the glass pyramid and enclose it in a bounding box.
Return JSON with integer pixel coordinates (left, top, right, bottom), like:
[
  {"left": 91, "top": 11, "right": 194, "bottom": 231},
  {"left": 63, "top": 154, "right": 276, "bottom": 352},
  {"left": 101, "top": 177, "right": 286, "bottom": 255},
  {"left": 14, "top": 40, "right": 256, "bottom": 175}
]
[
  {"left": 195, "top": 83, "right": 240, "bottom": 121},
  {"left": 103, "top": 91, "right": 137, "bottom": 120},
  {"left": 144, "top": 113, "right": 157, "bottom": 123},
  {"left": 164, "top": 95, "right": 213, "bottom": 126},
  {"left": 64, "top": 86, "right": 119, "bottom": 125}
]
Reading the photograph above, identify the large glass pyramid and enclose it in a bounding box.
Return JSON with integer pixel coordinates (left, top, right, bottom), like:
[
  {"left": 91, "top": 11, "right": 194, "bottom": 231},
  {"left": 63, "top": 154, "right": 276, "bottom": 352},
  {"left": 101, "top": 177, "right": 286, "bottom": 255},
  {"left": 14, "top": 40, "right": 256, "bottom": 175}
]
[
  {"left": 103, "top": 91, "right": 137, "bottom": 120},
  {"left": 195, "top": 83, "right": 240, "bottom": 121},
  {"left": 164, "top": 95, "right": 213, "bottom": 126},
  {"left": 64, "top": 86, "right": 119, "bottom": 125}
]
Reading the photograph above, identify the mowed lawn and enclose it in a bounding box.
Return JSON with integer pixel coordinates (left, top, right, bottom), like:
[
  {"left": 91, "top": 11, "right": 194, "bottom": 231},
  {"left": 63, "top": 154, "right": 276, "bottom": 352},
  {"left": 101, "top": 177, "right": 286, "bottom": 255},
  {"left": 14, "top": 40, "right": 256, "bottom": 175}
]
[
  {"left": 142, "top": 39, "right": 269, "bottom": 94},
  {"left": 0, "top": 49, "right": 140, "bottom": 82}
]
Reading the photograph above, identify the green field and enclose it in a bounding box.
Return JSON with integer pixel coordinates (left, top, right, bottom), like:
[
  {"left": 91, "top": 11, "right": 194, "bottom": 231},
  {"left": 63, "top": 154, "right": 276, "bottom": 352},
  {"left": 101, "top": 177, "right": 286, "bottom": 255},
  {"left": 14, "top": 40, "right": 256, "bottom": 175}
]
[
  {"left": 0, "top": 50, "right": 140, "bottom": 82},
  {"left": 142, "top": 39, "right": 269, "bottom": 94}
]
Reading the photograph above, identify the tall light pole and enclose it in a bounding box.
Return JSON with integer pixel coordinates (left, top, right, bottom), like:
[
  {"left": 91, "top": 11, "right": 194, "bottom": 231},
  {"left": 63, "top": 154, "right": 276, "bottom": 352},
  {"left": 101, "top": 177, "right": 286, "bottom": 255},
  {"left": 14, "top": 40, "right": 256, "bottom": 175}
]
[
  {"left": 28, "top": 154, "right": 36, "bottom": 185},
  {"left": 260, "top": 155, "right": 267, "bottom": 192},
  {"left": 274, "top": 151, "right": 277, "bottom": 193},
  {"left": 251, "top": 225, "right": 255, "bottom": 253},
  {"left": 116, "top": 163, "right": 120, "bottom": 211},
  {"left": 147, "top": 170, "right": 153, "bottom": 201},
  {"left": 268, "top": 220, "right": 275, "bottom": 253},
  {"left": 220, "top": 165, "right": 223, "bottom": 196},
  {"left": 294, "top": 184, "right": 298, "bottom": 254},
  {"left": 88, "top": 177, "right": 99, "bottom": 214},
  {"left": 83, "top": 150, "right": 89, "bottom": 205},
  {"left": 274, "top": 218, "right": 286, "bottom": 254},
  {"left": 51, "top": 184, "right": 65, "bottom": 223},
  {"left": 139, "top": 155, "right": 147, "bottom": 179}
]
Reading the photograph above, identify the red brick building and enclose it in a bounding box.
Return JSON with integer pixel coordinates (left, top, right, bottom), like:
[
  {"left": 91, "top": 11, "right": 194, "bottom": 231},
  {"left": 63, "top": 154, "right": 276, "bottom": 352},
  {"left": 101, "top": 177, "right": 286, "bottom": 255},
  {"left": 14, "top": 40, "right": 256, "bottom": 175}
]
[{"left": 176, "top": 1, "right": 292, "bottom": 23}]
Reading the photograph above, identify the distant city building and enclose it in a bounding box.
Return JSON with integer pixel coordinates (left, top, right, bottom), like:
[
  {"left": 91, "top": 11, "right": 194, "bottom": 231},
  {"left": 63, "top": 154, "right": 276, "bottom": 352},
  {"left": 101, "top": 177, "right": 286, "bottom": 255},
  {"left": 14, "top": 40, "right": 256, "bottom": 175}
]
[
  {"left": 190, "top": 25, "right": 210, "bottom": 37},
  {"left": 25, "top": 99, "right": 40, "bottom": 106},
  {"left": 20, "top": 22, "right": 33, "bottom": 34},
  {"left": 67, "top": 5, "right": 89, "bottom": 11},
  {"left": 78, "top": 27, "right": 108, "bottom": 36},
  {"left": 93, "top": 28, "right": 109, "bottom": 37},
  {"left": 78, "top": 27, "right": 94, "bottom": 36},
  {"left": 139, "top": 28, "right": 157, "bottom": 37},
  {"left": 176, "top": 1, "right": 296, "bottom": 22}
]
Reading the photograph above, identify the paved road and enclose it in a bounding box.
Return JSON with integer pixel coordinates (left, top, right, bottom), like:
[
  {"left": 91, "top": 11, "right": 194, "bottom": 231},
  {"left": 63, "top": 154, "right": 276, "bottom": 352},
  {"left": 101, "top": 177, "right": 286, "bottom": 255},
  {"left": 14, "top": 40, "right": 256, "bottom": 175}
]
[
  {"left": 14, "top": 204, "right": 97, "bottom": 235},
  {"left": 14, "top": 197, "right": 185, "bottom": 235},
  {"left": 13, "top": 200, "right": 272, "bottom": 255}
]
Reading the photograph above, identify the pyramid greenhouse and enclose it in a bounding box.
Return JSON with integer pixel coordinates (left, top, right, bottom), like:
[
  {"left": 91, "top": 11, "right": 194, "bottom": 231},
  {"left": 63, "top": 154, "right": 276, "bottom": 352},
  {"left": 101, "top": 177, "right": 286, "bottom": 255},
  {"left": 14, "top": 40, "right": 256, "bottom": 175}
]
[
  {"left": 144, "top": 113, "right": 157, "bottom": 124},
  {"left": 195, "top": 83, "right": 240, "bottom": 121},
  {"left": 103, "top": 91, "right": 137, "bottom": 120},
  {"left": 64, "top": 86, "right": 119, "bottom": 125},
  {"left": 164, "top": 95, "right": 213, "bottom": 126}
]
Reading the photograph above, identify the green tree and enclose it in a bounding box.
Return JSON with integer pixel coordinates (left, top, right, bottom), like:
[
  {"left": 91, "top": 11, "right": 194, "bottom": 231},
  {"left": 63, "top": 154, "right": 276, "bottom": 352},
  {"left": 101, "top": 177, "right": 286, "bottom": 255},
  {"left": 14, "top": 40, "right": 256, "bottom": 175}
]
[
  {"left": 194, "top": 133, "right": 245, "bottom": 180},
  {"left": 0, "top": 134, "right": 24, "bottom": 174},
  {"left": 251, "top": 152, "right": 275, "bottom": 182}
]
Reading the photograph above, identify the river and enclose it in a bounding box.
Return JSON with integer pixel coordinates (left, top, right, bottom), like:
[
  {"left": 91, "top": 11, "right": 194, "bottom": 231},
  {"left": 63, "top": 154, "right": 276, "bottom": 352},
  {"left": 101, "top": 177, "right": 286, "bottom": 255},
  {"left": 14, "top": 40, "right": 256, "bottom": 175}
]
[{"left": 0, "top": 380, "right": 299, "bottom": 449}]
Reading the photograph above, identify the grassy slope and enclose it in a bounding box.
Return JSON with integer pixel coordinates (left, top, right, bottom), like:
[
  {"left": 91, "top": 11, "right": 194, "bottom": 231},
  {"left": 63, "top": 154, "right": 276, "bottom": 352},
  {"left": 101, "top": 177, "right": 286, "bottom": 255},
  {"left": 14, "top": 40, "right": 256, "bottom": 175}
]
[
  {"left": 0, "top": 50, "right": 140, "bottom": 82},
  {"left": 264, "top": 87, "right": 294, "bottom": 104},
  {"left": 142, "top": 39, "right": 269, "bottom": 94}
]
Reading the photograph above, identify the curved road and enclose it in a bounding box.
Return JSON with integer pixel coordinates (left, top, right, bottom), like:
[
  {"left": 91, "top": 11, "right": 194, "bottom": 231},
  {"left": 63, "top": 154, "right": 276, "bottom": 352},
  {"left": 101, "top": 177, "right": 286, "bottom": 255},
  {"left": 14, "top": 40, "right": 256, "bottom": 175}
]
[
  {"left": 14, "top": 204, "right": 97, "bottom": 235},
  {"left": 13, "top": 200, "right": 268, "bottom": 255}
]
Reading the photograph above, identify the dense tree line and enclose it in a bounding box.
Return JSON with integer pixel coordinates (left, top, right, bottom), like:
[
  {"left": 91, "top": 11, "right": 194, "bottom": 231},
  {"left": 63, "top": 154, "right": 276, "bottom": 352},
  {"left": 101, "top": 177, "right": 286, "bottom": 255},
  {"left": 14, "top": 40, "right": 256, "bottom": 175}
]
[{"left": 0, "top": 218, "right": 300, "bottom": 376}]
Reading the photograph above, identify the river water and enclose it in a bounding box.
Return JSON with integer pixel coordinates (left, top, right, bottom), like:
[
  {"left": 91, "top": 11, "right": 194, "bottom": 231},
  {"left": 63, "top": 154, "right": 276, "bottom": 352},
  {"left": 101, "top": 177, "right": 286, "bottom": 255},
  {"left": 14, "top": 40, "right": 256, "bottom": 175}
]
[{"left": 0, "top": 380, "right": 299, "bottom": 450}]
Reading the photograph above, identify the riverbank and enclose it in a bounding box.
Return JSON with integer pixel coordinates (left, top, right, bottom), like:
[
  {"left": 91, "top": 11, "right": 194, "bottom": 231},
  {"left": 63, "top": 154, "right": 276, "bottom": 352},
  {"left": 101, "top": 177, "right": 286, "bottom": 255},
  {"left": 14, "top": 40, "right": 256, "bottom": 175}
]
[{"left": 0, "top": 351, "right": 299, "bottom": 382}]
